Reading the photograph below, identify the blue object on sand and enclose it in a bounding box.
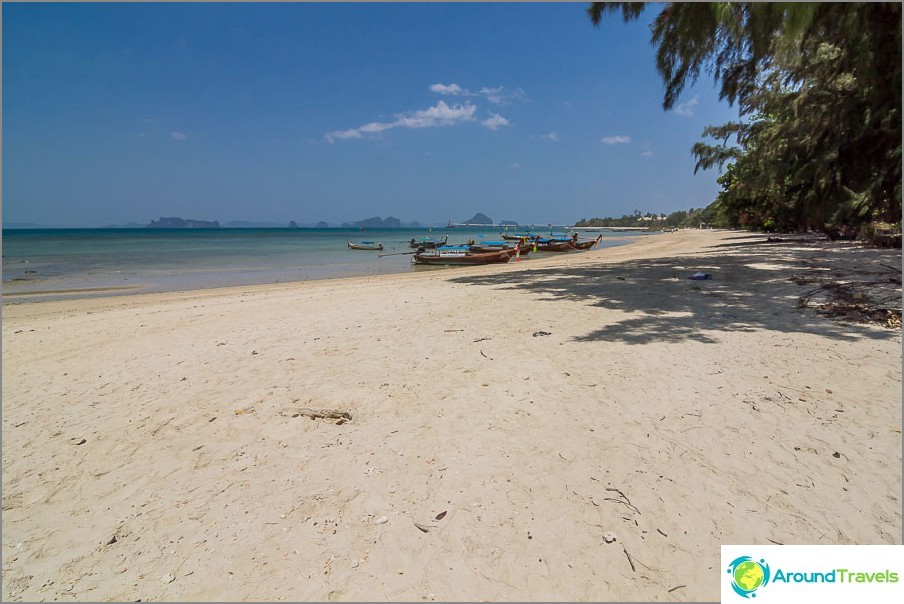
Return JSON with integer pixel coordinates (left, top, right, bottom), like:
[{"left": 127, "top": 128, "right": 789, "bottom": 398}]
[{"left": 689, "top": 272, "right": 712, "bottom": 280}]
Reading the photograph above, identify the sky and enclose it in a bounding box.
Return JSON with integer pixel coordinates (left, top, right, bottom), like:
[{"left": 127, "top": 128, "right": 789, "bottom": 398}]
[{"left": 3, "top": 2, "right": 741, "bottom": 227}]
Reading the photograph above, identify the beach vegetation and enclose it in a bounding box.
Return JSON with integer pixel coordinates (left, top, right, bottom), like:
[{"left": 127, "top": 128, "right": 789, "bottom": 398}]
[
  {"left": 589, "top": 2, "right": 901, "bottom": 238},
  {"left": 574, "top": 206, "right": 720, "bottom": 229}
]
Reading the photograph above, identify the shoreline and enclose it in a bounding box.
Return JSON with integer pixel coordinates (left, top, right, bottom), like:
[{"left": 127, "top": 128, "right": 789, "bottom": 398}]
[
  {"left": 1, "top": 234, "right": 641, "bottom": 305},
  {"left": 1, "top": 235, "right": 649, "bottom": 310},
  {"left": 3, "top": 229, "right": 900, "bottom": 601}
]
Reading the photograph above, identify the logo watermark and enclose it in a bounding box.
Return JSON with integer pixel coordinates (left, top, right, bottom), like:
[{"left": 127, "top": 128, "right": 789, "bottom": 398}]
[
  {"left": 722, "top": 546, "right": 904, "bottom": 603},
  {"left": 726, "top": 556, "right": 771, "bottom": 598}
]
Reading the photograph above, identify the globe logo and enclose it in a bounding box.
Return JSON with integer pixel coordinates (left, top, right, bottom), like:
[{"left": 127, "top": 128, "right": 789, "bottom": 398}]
[{"left": 727, "top": 556, "right": 771, "bottom": 598}]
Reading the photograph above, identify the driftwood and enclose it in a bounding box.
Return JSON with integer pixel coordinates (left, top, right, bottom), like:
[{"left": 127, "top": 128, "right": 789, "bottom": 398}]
[{"left": 286, "top": 408, "right": 352, "bottom": 424}]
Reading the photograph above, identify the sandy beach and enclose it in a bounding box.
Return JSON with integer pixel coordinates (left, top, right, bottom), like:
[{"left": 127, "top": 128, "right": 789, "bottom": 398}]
[{"left": 2, "top": 229, "right": 901, "bottom": 601}]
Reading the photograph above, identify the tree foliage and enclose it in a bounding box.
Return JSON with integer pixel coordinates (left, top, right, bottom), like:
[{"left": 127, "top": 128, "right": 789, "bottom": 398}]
[
  {"left": 574, "top": 207, "right": 719, "bottom": 229},
  {"left": 589, "top": 2, "right": 901, "bottom": 234}
]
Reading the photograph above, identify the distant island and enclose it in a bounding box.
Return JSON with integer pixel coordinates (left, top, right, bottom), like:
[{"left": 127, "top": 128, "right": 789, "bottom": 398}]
[
  {"left": 147, "top": 217, "right": 220, "bottom": 228},
  {"left": 341, "top": 216, "right": 422, "bottom": 228},
  {"left": 462, "top": 213, "right": 493, "bottom": 225}
]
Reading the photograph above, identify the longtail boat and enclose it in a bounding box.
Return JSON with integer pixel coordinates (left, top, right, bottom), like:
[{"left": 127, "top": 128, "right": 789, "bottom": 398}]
[
  {"left": 409, "top": 234, "right": 449, "bottom": 249},
  {"left": 535, "top": 234, "right": 603, "bottom": 252},
  {"left": 412, "top": 245, "right": 519, "bottom": 266},
  {"left": 500, "top": 232, "right": 534, "bottom": 242},
  {"left": 469, "top": 239, "right": 536, "bottom": 255},
  {"left": 347, "top": 240, "right": 384, "bottom": 251}
]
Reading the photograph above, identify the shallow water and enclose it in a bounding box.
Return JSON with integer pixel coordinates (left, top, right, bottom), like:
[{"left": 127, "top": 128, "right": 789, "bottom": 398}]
[{"left": 2, "top": 227, "right": 646, "bottom": 302}]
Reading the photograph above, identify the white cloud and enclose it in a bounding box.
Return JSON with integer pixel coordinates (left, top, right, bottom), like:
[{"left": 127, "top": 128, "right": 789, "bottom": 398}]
[
  {"left": 325, "top": 82, "right": 529, "bottom": 142},
  {"left": 601, "top": 135, "right": 631, "bottom": 144},
  {"left": 404, "top": 100, "right": 477, "bottom": 128},
  {"left": 429, "top": 83, "right": 469, "bottom": 96},
  {"left": 358, "top": 121, "right": 394, "bottom": 134},
  {"left": 540, "top": 131, "right": 559, "bottom": 141},
  {"left": 430, "top": 83, "right": 528, "bottom": 105},
  {"left": 642, "top": 150, "right": 654, "bottom": 158},
  {"left": 325, "top": 100, "right": 478, "bottom": 142},
  {"left": 481, "top": 113, "right": 510, "bottom": 131},
  {"left": 170, "top": 131, "right": 187, "bottom": 141},
  {"left": 507, "top": 162, "right": 521, "bottom": 170},
  {"left": 479, "top": 86, "right": 528, "bottom": 105},
  {"left": 324, "top": 128, "right": 365, "bottom": 142},
  {"left": 674, "top": 95, "right": 699, "bottom": 117}
]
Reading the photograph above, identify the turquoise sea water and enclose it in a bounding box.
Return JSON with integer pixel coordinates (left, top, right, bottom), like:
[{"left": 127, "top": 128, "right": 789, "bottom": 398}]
[{"left": 2, "top": 227, "right": 647, "bottom": 302}]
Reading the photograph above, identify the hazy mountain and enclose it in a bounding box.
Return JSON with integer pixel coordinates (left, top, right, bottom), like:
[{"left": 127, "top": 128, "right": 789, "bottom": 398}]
[
  {"left": 147, "top": 217, "right": 220, "bottom": 228},
  {"left": 462, "top": 213, "right": 493, "bottom": 225}
]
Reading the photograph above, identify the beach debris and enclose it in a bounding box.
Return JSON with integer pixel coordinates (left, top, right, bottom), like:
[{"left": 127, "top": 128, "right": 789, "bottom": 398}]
[
  {"left": 688, "top": 272, "right": 711, "bottom": 280},
  {"left": 71, "top": 438, "right": 87, "bottom": 445},
  {"left": 793, "top": 273, "right": 901, "bottom": 328},
  {"left": 623, "top": 547, "right": 636, "bottom": 572},
  {"left": 532, "top": 331, "right": 552, "bottom": 337},
  {"left": 668, "top": 585, "right": 687, "bottom": 593},
  {"left": 413, "top": 522, "right": 434, "bottom": 533},
  {"left": 479, "top": 350, "right": 493, "bottom": 360},
  {"left": 106, "top": 535, "right": 118, "bottom": 545},
  {"left": 434, "top": 511, "right": 447, "bottom": 521},
  {"left": 160, "top": 574, "right": 175, "bottom": 584},
  {"left": 604, "top": 487, "right": 641, "bottom": 515},
  {"left": 602, "top": 531, "right": 617, "bottom": 544},
  {"left": 656, "top": 528, "right": 668, "bottom": 537},
  {"left": 832, "top": 451, "right": 841, "bottom": 458},
  {"left": 374, "top": 516, "right": 389, "bottom": 525},
  {"left": 285, "top": 408, "right": 352, "bottom": 424}
]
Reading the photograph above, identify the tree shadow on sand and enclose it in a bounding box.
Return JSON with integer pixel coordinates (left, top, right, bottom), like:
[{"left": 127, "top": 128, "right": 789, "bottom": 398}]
[{"left": 449, "top": 239, "right": 902, "bottom": 345}]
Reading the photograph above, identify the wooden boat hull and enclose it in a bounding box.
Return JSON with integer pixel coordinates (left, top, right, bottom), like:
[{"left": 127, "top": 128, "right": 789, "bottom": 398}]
[
  {"left": 500, "top": 233, "right": 534, "bottom": 242},
  {"left": 412, "top": 247, "right": 518, "bottom": 265},
  {"left": 469, "top": 244, "right": 533, "bottom": 255},
  {"left": 536, "top": 234, "right": 602, "bottom": 252}
]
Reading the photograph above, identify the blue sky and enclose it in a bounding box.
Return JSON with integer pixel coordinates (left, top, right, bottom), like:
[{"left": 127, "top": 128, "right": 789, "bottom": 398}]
[{"left": 3, "top": 2, "right": 740, "bottom": 227}]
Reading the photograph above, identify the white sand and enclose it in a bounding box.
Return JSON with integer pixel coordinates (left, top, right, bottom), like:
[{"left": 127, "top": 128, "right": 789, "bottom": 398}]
[{"left": 2, "top": 229, "right": 901, "bottom": 601}]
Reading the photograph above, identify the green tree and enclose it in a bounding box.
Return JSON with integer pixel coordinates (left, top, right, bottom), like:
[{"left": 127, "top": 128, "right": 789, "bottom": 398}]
[{"left": 589, "top": 2, "right": 901, "bottom": 233}]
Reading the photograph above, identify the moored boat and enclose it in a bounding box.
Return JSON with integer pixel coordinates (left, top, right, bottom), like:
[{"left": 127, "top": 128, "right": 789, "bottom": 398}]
[
  {"left": 347, "top": 240, "right": 384, "bottom": 251},
  {"left": 500, "top": 232, "right": 535, "bottom": 242},
  {"left": 412, "top": 245, "right": 519, "bottom": 265},
  {"left": 535, "top": 234, "right": 602, "bottom": 252},
  {"left": 469, "top": 239, "right": 535, "bottom": 255},
  {"left": 409, "top": 234, "right": 449, "bottom": 249}
]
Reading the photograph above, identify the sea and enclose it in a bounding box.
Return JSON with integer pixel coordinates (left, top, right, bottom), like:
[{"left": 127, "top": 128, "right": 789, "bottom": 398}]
[{"left": 1, "top": 227, "right": 650, "bottom": 303}]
